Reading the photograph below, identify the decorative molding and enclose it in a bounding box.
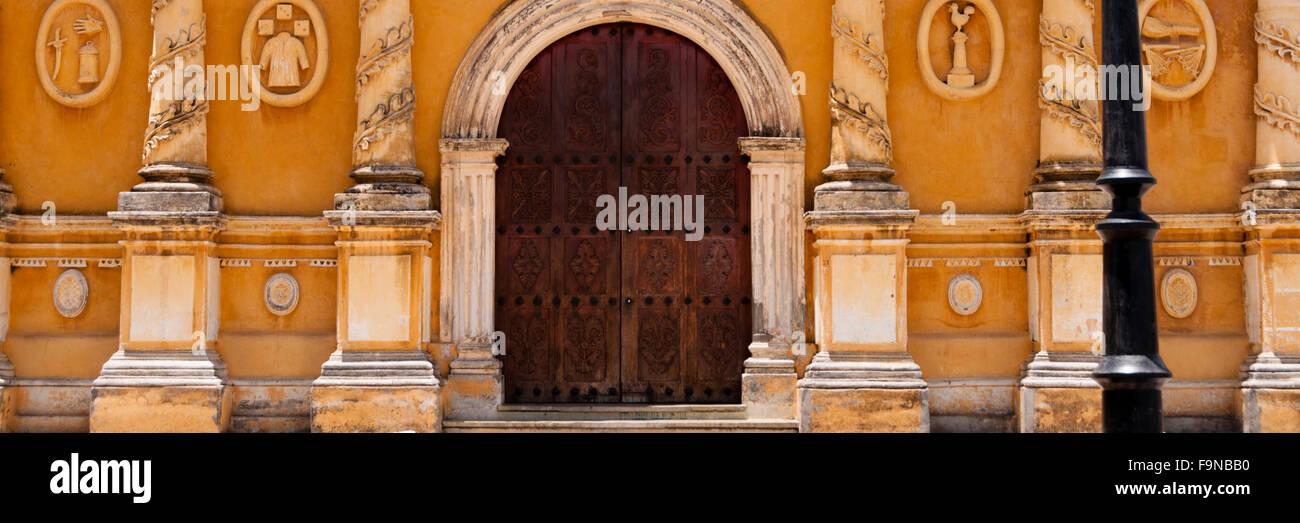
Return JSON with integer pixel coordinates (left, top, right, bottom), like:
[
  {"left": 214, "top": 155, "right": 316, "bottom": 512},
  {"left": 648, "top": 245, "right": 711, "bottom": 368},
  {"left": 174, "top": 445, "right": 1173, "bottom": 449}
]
[
  {"left": 908, "top": 257, "right": 1026, "bottom": 268},
  {"left": 1255, "top": 85, "right": 1300, "bottom": 138},
  {"left": 1255, "top": 13, "right": 1300, "bottom": 64},
  {"left": 1157, "top": 256, "right": 1196, "bottom": 266},
  {"left": 97, "top": 258, "right": 122, "bottom": 268},
  {"left": 831, "top": 5, "right": 888, "bottom": 83},
  {"left": 829, "top": 84, "right": 892, "bottom": 162},
  {"left": 355, "top": 87, "right": 416, "bottom": 156},
  {"left": 1038, "top": 81, "right": 1103, "bottom": 148},
  {"left": 1208, "top": 257, "right": 1241, "bottom": 266},
  {"left": 57, "top": 258, "right": 87, "bottom": 268},
  {"left": 221, "top": 258, "right": 252, "bottom": 267},
  {"left": 264, "top": 259, "right": 298, "bottom": 268},
  {"left": 356, "top": 15, "right": 414, "bottom": 94},
  {"left": 53, "top": 269, "right": 89, "bottom": 319},
  {"left": 36, "top": 0, "right": 123, "bottom": 108},
  {"left": 13, "top": 259, "right": 48, "bottom": 267},
  {"left": 219, "top": 258, "right": 337, "bottom": 268},
  {"left": 309, "top": 259, "right": 338, "bottom": 267},
  {"left": 947, "top": 274, "right": 983, "bottom": 316},
  {"left": 1160, "top": 268, "right": 1198, "bottom": 319},
  {"left": 1039, "top": 15, "right": 1097, "bottom": 67}
]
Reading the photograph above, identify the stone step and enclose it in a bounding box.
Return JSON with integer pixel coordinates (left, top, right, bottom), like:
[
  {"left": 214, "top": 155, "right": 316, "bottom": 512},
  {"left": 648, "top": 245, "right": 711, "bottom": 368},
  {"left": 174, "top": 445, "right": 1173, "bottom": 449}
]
[
  {"left": 443, "top": 419, "right": 798, "bottom": 433},
  {"left": 12, "top": 415, "right": 88, "bottom": 433},
  {"left": 494, "top": 403, "right": 749, "bottom": 421}
]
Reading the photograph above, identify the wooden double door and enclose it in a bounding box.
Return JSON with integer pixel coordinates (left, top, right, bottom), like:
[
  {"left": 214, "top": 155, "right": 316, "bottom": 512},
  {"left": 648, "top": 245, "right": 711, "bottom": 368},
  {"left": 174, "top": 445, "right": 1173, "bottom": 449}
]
[{"left": 495, "top": 23, "right": 751, "bottom": 403}]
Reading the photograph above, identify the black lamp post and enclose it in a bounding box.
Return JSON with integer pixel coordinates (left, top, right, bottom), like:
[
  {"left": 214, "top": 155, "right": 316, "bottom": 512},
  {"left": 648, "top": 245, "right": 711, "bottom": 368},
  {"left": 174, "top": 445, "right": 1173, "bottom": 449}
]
[{"left": 1093, "top": 0, "right": 1172, "bottom": 433}]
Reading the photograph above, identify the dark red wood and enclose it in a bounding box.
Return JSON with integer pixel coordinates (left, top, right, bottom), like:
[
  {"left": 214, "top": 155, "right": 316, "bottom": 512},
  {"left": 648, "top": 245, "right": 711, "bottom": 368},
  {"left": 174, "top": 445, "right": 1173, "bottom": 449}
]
[{"left": 497, "top": 23, "right": 749, "bottom": 404}]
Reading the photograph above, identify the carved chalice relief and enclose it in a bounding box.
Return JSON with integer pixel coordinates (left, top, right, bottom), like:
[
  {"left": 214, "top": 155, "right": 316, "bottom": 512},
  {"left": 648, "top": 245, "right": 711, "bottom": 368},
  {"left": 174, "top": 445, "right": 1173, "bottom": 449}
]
[
  {"left": 917, "top": 0, "right": 1004, "bottom": 101},
  {"left": 36, "top": 0, "right": 122, "bottom": 108},
  {"left": 1139, "top": 0, "right": 1217, "bottom": 101},
  {"left": 241, "top": 0, "right": 330, "bottom": 107}
]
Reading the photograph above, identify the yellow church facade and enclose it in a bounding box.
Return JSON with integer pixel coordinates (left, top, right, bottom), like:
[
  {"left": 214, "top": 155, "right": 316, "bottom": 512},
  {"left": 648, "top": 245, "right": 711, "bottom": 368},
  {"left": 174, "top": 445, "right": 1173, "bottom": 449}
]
[{"left": 0, "top": 0, "right": 1296, "bottom": 433}]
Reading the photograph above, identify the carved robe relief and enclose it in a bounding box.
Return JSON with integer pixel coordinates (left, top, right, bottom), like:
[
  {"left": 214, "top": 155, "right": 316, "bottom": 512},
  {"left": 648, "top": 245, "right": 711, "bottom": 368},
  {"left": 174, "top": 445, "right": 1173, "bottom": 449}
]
[
  {"left": 36, "top": 0, "right": 122, "bottom": 108},
  {"left": 917, "top": 0, "right": 1005, "bottom": 101},
  {"left": 1138, "top": 0, "right": 1217, "bottom": 101},
  {"left": 241, "top": 0, "right": 330, "bottom": 107}
]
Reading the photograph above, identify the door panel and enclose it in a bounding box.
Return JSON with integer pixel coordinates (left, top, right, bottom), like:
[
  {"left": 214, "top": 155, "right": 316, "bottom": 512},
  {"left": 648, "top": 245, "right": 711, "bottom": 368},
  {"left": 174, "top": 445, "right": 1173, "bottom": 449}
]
[{"left": 498, "top": 23, "right": 749, "bottom": 404}]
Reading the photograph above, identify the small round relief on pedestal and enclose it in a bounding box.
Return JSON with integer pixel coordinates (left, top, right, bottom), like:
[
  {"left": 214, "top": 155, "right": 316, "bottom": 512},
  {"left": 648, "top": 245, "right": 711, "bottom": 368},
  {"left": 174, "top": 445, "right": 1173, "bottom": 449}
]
[
  {"left": 53, "top": 269, "right": 89, "bottom": 318},
  {"left": 947, "top": 273, "right": 982, "bottom": 316},
  {"left": 264, "top": 273, "right": 300, "bottom": 316},
  {"left": 1161, "top": 268, "right": 1198, "bottom": 319}
]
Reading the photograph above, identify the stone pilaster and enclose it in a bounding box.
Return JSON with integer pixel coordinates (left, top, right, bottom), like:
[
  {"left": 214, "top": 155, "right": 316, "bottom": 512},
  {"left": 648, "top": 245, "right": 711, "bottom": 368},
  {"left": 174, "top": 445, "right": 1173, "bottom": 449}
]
[
  {"left": 337, "top": 0, "right": 428, "bottom": 212},
  {"left": 439, "top": 139, "right": 508, "bottom": 420},
  {"left": 1030, "top": 0, "right": 1106, "bottom": 210},
  {"left": 309, "top": 0, "right": 440, "bottom": 432},
  {"left": 800, "top": 1, "right": 925, "bottom": 432},
  {"left": 739, "top": 138, "right": 805, "bottom": 420},
  {"left": 1017, "top": 212, "right": 1104, "bottom": 432},
  {"left": 818, "top": 0, "right": 906, "bottom": 211},
  {"left": 121, "top": 0, "right": 220, "bottom": 214},
  {"left": 95, "top": 0, "right": 229, "bottom": 432},
  {"left": 0, "top": 176, "right": 12, "bottom": 431},
  {"left": 1238, "top": 0, "right": 1300, "bottom": 433}
]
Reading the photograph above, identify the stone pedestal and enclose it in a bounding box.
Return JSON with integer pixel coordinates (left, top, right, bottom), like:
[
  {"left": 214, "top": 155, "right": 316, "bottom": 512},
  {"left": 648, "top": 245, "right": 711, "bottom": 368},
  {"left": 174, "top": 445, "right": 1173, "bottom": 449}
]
[
  {"left": 0, "top": 183, "right": 13, "bottom": 431},
  {"left": 1240, "top": 216, "right": 1300, "bottom": 431},
  {"left": 90, "top": 222, "right": 229, "bottom": 432},
  {"left": 310, "top": 218, "right": 441, "bottom": 432},
  {"left": 1018, "top": 212, "right": 1105, "bottom": 432},
  {"left": 801, "top": 211, "right": 928, "bottom": 432}
]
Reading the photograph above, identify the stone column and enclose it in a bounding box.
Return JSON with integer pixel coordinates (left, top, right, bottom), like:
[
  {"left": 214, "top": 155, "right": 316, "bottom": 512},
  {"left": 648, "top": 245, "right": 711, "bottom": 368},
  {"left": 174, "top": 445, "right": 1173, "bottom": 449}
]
[
  {"left": 1017, "top": 0, "right": 1107, "bottom": 433},
  {"left": 800, "top": 1, "right": 927, "bottom": 433},
  {"left": 439, "top": 138, "right": 507, "bottom": 420},
  {"left": 0, "top": 168, "right": 12, "bottom": 432},
  {"left": 337, "top": 0, "right": 427, "bottom": 212},
  {"left": 311, "top": 0, "right": 440, "bottom": 433},
  {"left": 1240, "top": 0, "right": 1300, "bottom": 432},
  {"left": 1030, "top": 0, "right": 1106, "bottom": 210},
  {"left": 738, "top": 138, "right": 805, "bottom": 420},
  {"left": 96, "top": 0, "right": 229, "bottom": 433}
]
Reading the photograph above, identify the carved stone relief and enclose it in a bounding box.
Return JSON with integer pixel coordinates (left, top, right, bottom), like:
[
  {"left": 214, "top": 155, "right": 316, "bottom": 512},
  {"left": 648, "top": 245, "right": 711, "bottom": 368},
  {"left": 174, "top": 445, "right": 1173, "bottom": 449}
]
[
  {"left": 1160, "top": 268, "right": 1198, "bottom": 319},
  {"left": 241, "top": 0, "right": 330, "bottom": 107},
  {"left": 36, "top": 0, "right": 122, "bottom": 108},
  {"left": 264, "top": 272, "right": 300, "bottom": 316},
  {"left": 917, "top": 0, "right": 1005, "bottom": 101},
  {"left": 947, "top": 273, "right": 983, "bottom": 316},
  {"left": 1139, "top": 0, "right": 1217, "bottom": 101},
  {"left": 53, "top": 269, "right": 89, "bottom": 318}
]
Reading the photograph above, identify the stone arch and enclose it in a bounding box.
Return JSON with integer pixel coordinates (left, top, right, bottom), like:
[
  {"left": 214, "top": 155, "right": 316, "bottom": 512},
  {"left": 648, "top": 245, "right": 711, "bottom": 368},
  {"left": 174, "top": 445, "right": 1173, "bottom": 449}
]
[
  {"left": 440, "top": 0, "right": 805, "bottom": 420},
  {"left": 442, "top": 0, "right": 803, "bottom": 140}
]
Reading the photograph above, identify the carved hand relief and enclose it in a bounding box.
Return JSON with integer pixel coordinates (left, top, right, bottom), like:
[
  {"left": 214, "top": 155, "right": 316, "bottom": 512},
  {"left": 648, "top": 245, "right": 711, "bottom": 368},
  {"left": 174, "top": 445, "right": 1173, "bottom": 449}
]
[
  {"left": 241, "top": 0, "right": 329, "bottom": 107},
  {"left": 53, "top": 269, "right": 89, "bottom": 318},
  {"left": 36, "top": 0, "right": 121, "bottom": 108},
  {"left": 917, "top": 0, "right": 1004, "bottom": 101},
  {"left": 264, "top": 273, "right": 300, "bottom": 316},
  {"left": 1160, "top": 268, "right": 1197, "bottom": 319},
  {"left": 947, "top": 273, "right": 982, "bottom": 316},
  {"left": 1138, "top": 0, "right": 1217, "bottom": 101}
]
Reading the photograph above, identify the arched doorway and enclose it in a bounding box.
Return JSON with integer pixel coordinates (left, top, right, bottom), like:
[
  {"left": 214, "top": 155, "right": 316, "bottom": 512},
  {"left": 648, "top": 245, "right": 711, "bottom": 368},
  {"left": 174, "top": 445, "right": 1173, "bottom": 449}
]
[{"left": 495, "top": 23, "right": 751, "bottom": 404}]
